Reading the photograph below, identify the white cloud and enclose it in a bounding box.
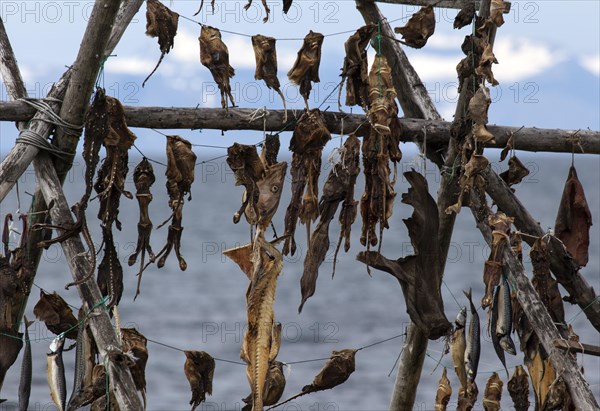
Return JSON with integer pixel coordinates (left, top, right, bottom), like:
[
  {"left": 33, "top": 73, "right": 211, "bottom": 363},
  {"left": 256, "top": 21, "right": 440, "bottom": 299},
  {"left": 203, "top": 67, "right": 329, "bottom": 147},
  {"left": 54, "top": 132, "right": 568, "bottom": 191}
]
[
  {"left": 105, "top": 57, "right": 155, "bottom": 75},
  {"left": 227, "top": 36, "right": 257, "bottom": 70},
  {"left": 493, "top": 37, "right": 566, "bottom": 81},
  {"left": 171, "top": 28, "right": 200, "bottom": 64},
  {"left": 410, "top": 54, "right": 461, "bottom": 81},
  {"left": 580, "top": 55, "right": 600, "bottom": 77}
]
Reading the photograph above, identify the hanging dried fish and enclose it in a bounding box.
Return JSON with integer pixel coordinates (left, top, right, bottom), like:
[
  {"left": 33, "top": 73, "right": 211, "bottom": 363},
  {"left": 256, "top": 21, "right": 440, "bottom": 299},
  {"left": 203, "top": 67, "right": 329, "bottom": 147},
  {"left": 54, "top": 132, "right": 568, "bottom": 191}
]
[
  {"left": 67, "top": 308, "right": 96, "bottom": 411},
  {"left": 360, "top": 54, "right": 401, "bottom": 249},
  {"left": 357, "top": 171, "right": 452, "bottom": 339},
  {"left": 338, "top": 25, "right": 376, "bottom": 109},
  {"left": 468, "top": 85, "right": 491, "bottom": 125},
  {"left": 457, "top": 381, "right": 479, "bottom": 411},
  {"left": 446, "top": 154, "right": 489, "bottom": 215},
  {"left": 299, "top": 135, "right": 360, "bottom": 313},
  {"left": 475, "top": 42, "right": 499, "bottom": 86},
  {"left": 225, "top": 234, "right": 285, "bottom": 411},
  {"left": 200, "top": 26, "right": 235, "bottom": 109},
  {"left": 97, "top": 225, "right": 124, "bottom": 310},
  {"left": 33, "top": 290, "right": 78, "bottom": 340},
  {"left": 451, "top": 307, "right": 468, "bottom": 390},
  {"left": 531, "top": 239, "right": 565, "bottom": 325},
  {"left": 283, "top": 0, "right": 293, "bottom": 14},
  {"left": 47, "top": 334, "right": 67, "bottom": 411},
  {"left": 143, "top": 0, "right": 179, "bottom": 87},
  {"left": 435, "top": 368, "right": 452, "bottom": 411},
  {"left": 463, "top": 288, "right": 480, "bottom": 383},
  {"left": 282, "top": 109, "right": 331, "bottom": 256},
  {"left": 184, "top": 350, "right": 215, "bottom": 411},
  {"left": 122, "top": 328, "right": 148, "bottom": 409},
  {"left": 454, "top": 2, "right": 476, "bottom": 29},
  {"left": 18, "top": 317, "right": 33, "bottom": 411},
  {"left": 0, "top": 220, "right": 18, "bottom": 329},
  {"left": 508, "top": 365, "right": 530, "bottom": 411},
  {"left": 554, "top": 165, "right": 593, "bottom": 267},
  {"left": 0, "top": 328, "right": 21, "bottom": 403},
  {"left": 155, "top": 135, "right": 197, "bottom": 271},
  {"left": 227, "top": 143, "right": 266, "bottom": 224},
  {"left": 394, "top": 6, "right": 436, "bottom": 48},
  {"left": 482, "top": 212, "right": 513, "bottom": 308},
  {"left": 271, "top": 349, "right": 357, "bottom": 408},
  {"left": 128, "top": 158, "right": 156, "bottom": 300},
  {"left": 490, "top": 0, "right": 506, "bottom": 27},
  {"left": 483, "top": 372, "right": 503, "bottom": 411},
  {"left": 252, "top": 35, "right": 287, "bottom": 120},
  {"left": 500, "top": 156, "right": 529, "bottom": 187},
  {"left": 244, "top": 0, "right": 270, "bottom": 23},
  {"left": 288, "top": 31, "right": 324, "bottom": 109}
]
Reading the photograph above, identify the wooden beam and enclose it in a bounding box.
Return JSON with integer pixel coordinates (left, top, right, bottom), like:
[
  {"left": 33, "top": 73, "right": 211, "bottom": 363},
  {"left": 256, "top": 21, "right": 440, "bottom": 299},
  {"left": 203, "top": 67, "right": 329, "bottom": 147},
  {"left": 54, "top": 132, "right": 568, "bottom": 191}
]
[
  {"left": 553, "top": 339, "right": 600, "bottom": 358},
  {"left": 376, "top": 0, "right": 511, "bottom": 13},
  {"left": 2, "top": 103, "right": 597, "bottom": 154},
  {"left": 34, "top": 152, "right": 143, "bottom": 410},
  {"left": 0, "top": 18, "right": 27, "bottom": 109},
  {"left": 485, "top": 170, "right": 600, "bottom": 332},
  {"left": 470, "top": 199, "right": 600, "bottom": 410}
]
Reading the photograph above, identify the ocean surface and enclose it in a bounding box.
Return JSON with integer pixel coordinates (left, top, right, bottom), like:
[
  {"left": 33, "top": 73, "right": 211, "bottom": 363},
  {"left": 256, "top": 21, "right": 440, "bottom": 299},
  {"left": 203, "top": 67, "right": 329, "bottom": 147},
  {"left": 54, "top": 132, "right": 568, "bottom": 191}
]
[{"left": 0, "top": 148, "right": 598, "bottom": 411}]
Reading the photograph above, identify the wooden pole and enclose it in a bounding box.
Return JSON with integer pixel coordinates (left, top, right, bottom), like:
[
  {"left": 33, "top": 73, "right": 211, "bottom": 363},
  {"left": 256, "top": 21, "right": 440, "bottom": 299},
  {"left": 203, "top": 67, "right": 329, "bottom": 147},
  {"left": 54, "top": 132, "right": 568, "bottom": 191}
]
[
  {"left": 485, "top": 170, "right": 600, "bottom": 332},
  {"left": 2, "top": 104, "right": 599, "bottom": 154},
  {"left": 469, "top": 198, "right": 600, "bottom": 410},
  {"left": 34, "top": 152, "right": 143, "bottom": 410}
]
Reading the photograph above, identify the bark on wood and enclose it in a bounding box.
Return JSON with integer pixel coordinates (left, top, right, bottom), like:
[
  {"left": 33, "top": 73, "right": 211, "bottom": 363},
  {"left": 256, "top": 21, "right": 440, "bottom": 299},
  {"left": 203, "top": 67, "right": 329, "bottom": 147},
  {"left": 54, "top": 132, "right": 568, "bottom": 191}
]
[
  {"left": 2, "top": 102, "right": 599, "bottom": 154},
  {"left": 486, "top": 170, "right": 600, "bottom": 332},
  {"left": 469, "top": 197, "right": 599, "bottom": 411},
  {"left": 553, "top": 339, "right": 600, "bottom": 357},
  {"left": 0, "top": 18, "right": 27, "bottom": 108},
  {"left": 375, "top": 0, "right": 511, "bottom": 13},
  {"left": 34, "top": 152, "right": 143, "bottom": 410}
]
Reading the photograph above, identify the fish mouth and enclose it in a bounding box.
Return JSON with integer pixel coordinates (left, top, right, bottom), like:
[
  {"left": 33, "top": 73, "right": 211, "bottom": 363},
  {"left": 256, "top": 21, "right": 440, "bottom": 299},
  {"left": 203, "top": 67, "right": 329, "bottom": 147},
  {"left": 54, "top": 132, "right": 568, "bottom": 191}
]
[{"left": 500, "top": 337, "right": 516, "bottom": 355}]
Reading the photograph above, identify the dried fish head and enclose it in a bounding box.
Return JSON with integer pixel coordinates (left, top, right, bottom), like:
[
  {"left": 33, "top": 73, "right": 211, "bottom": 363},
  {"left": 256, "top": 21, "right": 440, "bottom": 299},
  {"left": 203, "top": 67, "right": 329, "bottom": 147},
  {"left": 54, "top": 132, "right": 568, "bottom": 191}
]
[
  {"left": 184, "top": 350, "right": 215, "bottom": 411},
  {"left": 394, "top": 5, "right": 436, "bottom": 48},
  {"left": 166, "top": 135, "right": 197, "bottom": 202},
  {"left": 199, "top": 25, "right": 236, "bottom": 109},
  {"left": 33, "top": 290, "right": 78, "bottom": 340},
  {"left": 254, "top": 162, "right": 287, "bottom": 230}
]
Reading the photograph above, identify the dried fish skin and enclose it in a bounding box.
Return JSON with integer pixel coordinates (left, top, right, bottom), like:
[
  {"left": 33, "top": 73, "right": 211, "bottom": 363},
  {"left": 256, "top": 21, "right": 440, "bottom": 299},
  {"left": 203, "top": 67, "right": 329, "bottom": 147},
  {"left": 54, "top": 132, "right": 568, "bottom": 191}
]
[
  {"left": 508, "top": 365, "right": 530, "bottom": 411},
  {"left": 500, "top": 155, "right": 530, "bottom": 187},
  {"left": 199, "top": 25, "right": 235, "bottom": 109},
  {"left": 454, "top": 2, "right": 476, "bottom": 29},
  {"left": 252, "top": 35, "right": 286, "bottom": 117},
  {"left": 435, "top": 368, "right": 452, "bottom": 411},
  {"left": 394, "top": 5, "right": 436, "bottom": 48},
  {"left": 121, "top": 328, "right": 148, "bottom": 406},
  {"left": 339, "top": 25, "right": 376, "bottom": 109},
  {"left": 33, "top": 290, "right": 78, "bottom": 340},
  {"left": 143, "top": 0, "right": 179, "bottom": 86},
  {"left": 482, "top": 372, "right": 503, "bottom": 411},
  {"left": 288, "top": 31, "right": 324, "bottom": 107}
]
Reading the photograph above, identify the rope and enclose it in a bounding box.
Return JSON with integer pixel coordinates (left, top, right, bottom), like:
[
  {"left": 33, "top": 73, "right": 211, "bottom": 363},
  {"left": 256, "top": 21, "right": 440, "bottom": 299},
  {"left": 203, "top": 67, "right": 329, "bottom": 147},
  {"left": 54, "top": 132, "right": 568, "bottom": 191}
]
[
  {"left": 568, "top": 295, "right": 600, "bottom": 324},
  {"left": 18, "top": 97, "right": 83, "bottom": 135},
  {"left": 16, "top": 130, "right": 73, "bottom": 161}
]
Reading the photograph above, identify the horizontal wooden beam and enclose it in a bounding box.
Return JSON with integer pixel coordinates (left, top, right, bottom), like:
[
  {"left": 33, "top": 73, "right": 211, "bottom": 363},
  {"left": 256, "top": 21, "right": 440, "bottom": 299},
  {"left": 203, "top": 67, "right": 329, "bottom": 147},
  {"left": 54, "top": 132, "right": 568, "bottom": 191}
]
[
  {"left": 554, "top": 339, "right": 600, "bottom": 358},
  {"left": 1, "top": 102, "right": 598, "bottom": 154},
  {"left": 376, "top": 0, "right": 511, "bottom": 13}
]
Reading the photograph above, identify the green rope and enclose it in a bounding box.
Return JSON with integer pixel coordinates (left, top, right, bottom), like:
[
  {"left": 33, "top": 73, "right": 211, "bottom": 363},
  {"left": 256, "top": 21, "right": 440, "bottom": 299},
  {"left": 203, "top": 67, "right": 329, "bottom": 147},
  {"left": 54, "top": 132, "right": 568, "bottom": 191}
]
[
  {"left": 568, "top": 295, "right": 600, "bottom": 324},
  {"left": 1, "top": 295, "right": 109, "bottom": 343}
]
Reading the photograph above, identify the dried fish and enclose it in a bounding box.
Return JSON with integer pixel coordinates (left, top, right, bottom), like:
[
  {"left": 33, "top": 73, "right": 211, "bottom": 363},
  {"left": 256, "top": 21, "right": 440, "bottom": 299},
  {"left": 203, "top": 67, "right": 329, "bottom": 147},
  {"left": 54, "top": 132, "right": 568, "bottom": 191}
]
[
  {"left": 184, "top": 350, "right": 215, "bottom": 411},
  {"left": 282, "top": 0, "right": 293, "bottom": 14},
  {"left": 155, "top": 135, "right": 197, "bottom": 271},
  {"left": 475, "top": 42, "right": 499, "bottom": 86},
  {"left": 457, "top": 381, "right": 479, "bottom": 411},
  {"left": 357, "top": 171, "right": 452, "bottom": 340},
  {"left": 272, "top": 349, "right": 357, "bottom": 408},
  {"left": 435, "top": 368, "right": 452, "bottom": 411},
  {"left": 490, "top": 0, "right": 506, "bottom": 27},
  {"left": 67, "top": 308, "right": 96, "bottom": 411},
  {"left": 454, "top": 2, "right": 476, "bottom": 29},
  {"left": 497, "top": 276, "right": 516, "bottom": 355},
  {"left": 200, "top": 26, "right": 235, "bottom": 109},
  {"left": 508, "top": 365, "right": 530, "bottom": 411},
  {"left": 252, "top": 35, "right": 287, "bottom": 119},
  {"left": 244, "top": 0, "right": 270, "bottom": 23},
  {"left": 500, "top": 156, "right": 530, "bottom": 187},
  {"left": 468, "top": 85, "right": 491, "bottom": 125},
  {"left": 288, "top": 31, "right": 324, "bottom": 108},
  {"left": 554, "top": 165, "right": 593, "bottom": 267},
  {"left": 483, "top": 372, "right": 503, "bottom": 411},
  {"left": 33, "top": 290, "right": 78, "bottom": 340},
  {"left": 463, "top": 288, "right": 480, "bottom": 383},
  {"left": 18, "top": 317, "right": 33, "bottom": 411},
  {"left": 339, "top": 25, "right": 376, "bottom": 109},
  {"left": 451, "top": 307, "right": 468, "bottom": 390},
  {"left": 394, "top": 6, "right": 436, "bottom": 48},
  {"left": 299, "top": 135, "right": 360, "bottom": 312},
  {"left": 143, "top": 0, "right": 179, "bottom": 87},
  {"left": 283, "top": 109, "right": 331, "bottom": 256},
  {"left": 194, "top": 0, "right": 215, "bottom": 16},
  {"left": 446, "top": 154, "right": 489, "bottom": 215},
  {"left": 490, "top": 285, "right": 508, "bottom": 377},
  {"left": 128, "top": 158, "right": 156, "bottom": 300},
  {"left": 97, "top": 226, "right": 124, "bottom": 310},
  {"left": 482, "top": 212, "right": 513, "bottom": 308},
  {"left": 227, "top": 143, "right": 266, "bottom": 224},
  {"left": 122, "top": 328, "right": 149, "bottom": 409},
  {"left": 531, "top": 239, "right": 565, "bottom": 325},
  {"left": 47, "top": 334, "right": 67, "bottom": 411}
]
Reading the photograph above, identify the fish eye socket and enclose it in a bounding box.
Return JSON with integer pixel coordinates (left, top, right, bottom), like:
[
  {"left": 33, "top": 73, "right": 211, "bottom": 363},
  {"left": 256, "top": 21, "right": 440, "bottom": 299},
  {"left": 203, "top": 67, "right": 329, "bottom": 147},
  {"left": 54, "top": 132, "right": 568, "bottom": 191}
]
[
  {"left": 265, "top": 250, "right": 275, "bottom": 261},
  {"left": 271, "top": 185, "right": 279, "bottom": 193}
]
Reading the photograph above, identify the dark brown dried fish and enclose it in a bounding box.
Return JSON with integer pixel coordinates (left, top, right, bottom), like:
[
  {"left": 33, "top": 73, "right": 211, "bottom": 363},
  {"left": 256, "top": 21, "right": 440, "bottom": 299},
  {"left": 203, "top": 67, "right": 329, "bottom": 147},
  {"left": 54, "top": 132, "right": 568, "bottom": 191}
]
[
  {"left": 435, "top": 368, "right": 452, "bottom": 411},
  {"left": 446, "top": 154, "right": 489, "bottom": 215},
  {"left": 227, "top": 143, "right": 266, "bottom": 224},
  {"left": 457, "top": 381, "right": 479, "bottom": 411},
  {"left": 143, "top": 0, "right": 179, "bottom": 87},
  {"left": 128, "top": 158, "right": 156, "bottom": 300},
  {"left": 200, "top": 26, "right": 235, "bottom": 109},
  {"left": 184, "top": 351, "right": 215, "bottom": 411},
  {"left": 155, "top": 136, "right": 197, "bottom": 271},
  {"left": 394, "top": 5, "right": 436, "bottom": 48},
  {"left": 244, "top": 0, "right": 270, "bottom": 23},
  {"left": 481, "top": 212, "right": 513, "bottom": 308},
  {"left": 288, "top": 31, "right": 324, "bottom": 109},
  {"left": 33, "top": 290, "right": 78, "bottom": 340},
  {"left": 483, "top": 372, "right": 503, "bottom": 411},
  {"left": 468, "top": 85, "right": 491, "bottom": 125},
  {"left": 475, "top": 42, "right": 499, "bottom": 86},
  {"left": 339, "top": 25, "right": 376, "bottom": 109},
  {"left": 271, "top": 349, "right": 357, "bottom": 408},
  {"left": 282, "top": 109, "right": 331, "bottom": 256},
  {"left": 97, "top": 226, "right": 124, "bottom": 310},
  {"left": 299, "top": 135, "right": 360, "bottom": 313},
  {"left": 508, "top": 365, "right": 530, "bottom": 411},
  {"left": 554, "top": 165, "right": 593, "bottom": 267},
  {"left": 252, "top": 35, "right": 287, "bottom": 119},
  {"left": 357, "top": 171, "right": 452, "bottom": 340},
  {"left": 454, "top": 2, "right": 476, "bottom": 29},
  {"left": 500, "top": 156, "right": 530, "bottom": 187},
  {"left": 121, "top": 328, "right": 148, "bottom": 409}
]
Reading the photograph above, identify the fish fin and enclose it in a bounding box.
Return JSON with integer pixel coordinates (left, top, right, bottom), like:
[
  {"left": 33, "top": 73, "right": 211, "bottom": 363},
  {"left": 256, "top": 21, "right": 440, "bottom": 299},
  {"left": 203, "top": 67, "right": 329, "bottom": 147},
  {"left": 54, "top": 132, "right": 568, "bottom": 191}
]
[{"left": 223, "top": 243, "right": 254, "bottom": 279}]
